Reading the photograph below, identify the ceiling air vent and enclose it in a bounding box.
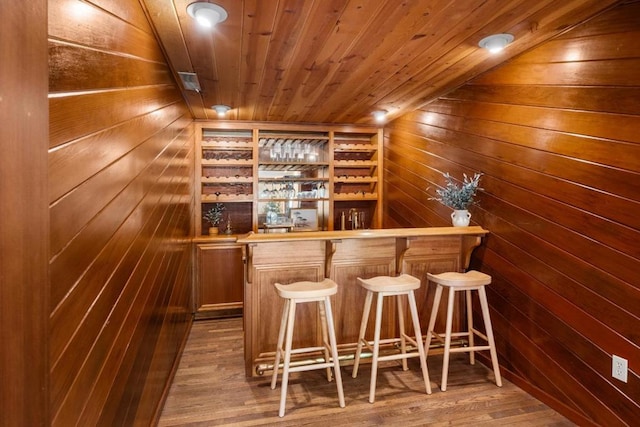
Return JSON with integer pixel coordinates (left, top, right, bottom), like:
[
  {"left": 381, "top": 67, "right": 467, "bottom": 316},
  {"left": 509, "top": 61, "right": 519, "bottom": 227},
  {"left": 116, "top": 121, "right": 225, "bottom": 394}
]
[{"left": 177, "top": 72, "right": 202, "bottom": 92}]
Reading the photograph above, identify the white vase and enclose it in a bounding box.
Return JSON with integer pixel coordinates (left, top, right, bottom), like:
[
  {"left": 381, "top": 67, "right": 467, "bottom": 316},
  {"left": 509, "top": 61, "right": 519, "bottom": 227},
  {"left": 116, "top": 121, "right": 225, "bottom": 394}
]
[{"left": 451, "top": 209, "right": 471, "bottom": 227}]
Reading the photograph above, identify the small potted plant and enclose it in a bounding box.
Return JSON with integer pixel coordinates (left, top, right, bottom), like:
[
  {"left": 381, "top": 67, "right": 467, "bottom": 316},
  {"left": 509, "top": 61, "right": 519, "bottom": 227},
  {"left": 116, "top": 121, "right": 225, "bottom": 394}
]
[
  {"left": 203, "top": 203, "right": 226, "bottom": 235},
  {"left": 430, "top": 172, "right": 482, "bottom": 226}
]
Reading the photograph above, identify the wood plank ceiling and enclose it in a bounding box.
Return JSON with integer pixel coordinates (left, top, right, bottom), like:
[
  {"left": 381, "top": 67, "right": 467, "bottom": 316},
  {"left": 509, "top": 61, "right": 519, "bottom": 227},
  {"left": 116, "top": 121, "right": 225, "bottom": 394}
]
[{"left": 141, "top": 0, "right": 620, "bottom": 124}]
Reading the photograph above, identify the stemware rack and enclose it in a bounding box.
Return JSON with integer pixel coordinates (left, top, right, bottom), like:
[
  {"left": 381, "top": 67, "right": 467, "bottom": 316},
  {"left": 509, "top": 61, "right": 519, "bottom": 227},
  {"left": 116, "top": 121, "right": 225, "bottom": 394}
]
[{"left": 194, "top": 122, "right": 382, "bottom": 235}]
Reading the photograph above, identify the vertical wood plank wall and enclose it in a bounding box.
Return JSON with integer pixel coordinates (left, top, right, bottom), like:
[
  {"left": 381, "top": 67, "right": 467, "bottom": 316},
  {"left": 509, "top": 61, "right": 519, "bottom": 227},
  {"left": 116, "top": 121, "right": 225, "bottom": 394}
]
[
  {"left": 384, "top": 2, "right": 639, "bottom": 425},
  {"left": 48, "top": 1, "right": 193, "bottom": 425},
  {"left": 0, "top": 1, "right": 49, "bottom": 426}
]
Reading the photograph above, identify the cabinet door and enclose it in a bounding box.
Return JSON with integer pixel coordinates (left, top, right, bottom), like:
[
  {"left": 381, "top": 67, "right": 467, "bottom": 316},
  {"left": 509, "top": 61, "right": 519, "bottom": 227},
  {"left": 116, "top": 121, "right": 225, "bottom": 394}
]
[{"left": 195, "top": 244, "right": 244, "bottom": 319}]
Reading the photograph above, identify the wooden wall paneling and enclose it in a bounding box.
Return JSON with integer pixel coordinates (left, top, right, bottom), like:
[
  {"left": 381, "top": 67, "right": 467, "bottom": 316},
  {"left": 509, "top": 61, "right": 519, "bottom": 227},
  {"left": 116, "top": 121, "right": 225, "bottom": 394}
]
[
  {"left": 49, "top": 95, "right": 184, "bottom": 201},
  {"left": 50, "top": 120, "right": 193, "bottom": 426},
  {"left": 120, "top": 197, "right": 191, "bottom": 424},
  {"left": 0, "top": 1, "right": 49, "bottom": 426},
  {"left": 49, "top": 113, "right": 189, "bottom": 314},
  {"left": 49, "top": 0, "right": 164, "bottom": 62},
  {"left": 93, "top": 151, "right": 193, "bottom": 426},
  {"left": 421, "top": 95, "right": 640, "bottom": 173},
  {"left": 450, "top": 83, "right": 640, "bottom": 117},
  {"left": 48, "top": 0, "right": 193, "bottom": 425},
  {"left": 49, "top": 85, "right": 182, "bottom": 149},
  {"left": 392, "top": 109, "right": 640, "bottom": 234},
  {"left": 383, "top": 3, "right": 640, "bottom": 424},
  {"left": 475, "top": 202, "right": 640, "bottom": 360},
  {"left": 49, "top": 42, "right": 173, "bottom": 91},
  {"left": 481, "top": 248, "right": 637, "bottom": 425},
  {"left": 49, "top": 136, "right": 162, "bottom": 260},
  {"left": 74, "top": 203, "right": 181, "bottom": 426},
  {"left": 98, "top": 201, "right": 184, "bottom": 426},
  {"left": 406, "top": 107, "right": 640, "bottom": 203},
  {"left": 392, "top": 112, "right": 640, "bottom": 263},
  {"left": 50, "top": 116, "right": 192, "bottom": 395},
  {"left": 554, "top": 0, "right": 640, "bottom": 41}
]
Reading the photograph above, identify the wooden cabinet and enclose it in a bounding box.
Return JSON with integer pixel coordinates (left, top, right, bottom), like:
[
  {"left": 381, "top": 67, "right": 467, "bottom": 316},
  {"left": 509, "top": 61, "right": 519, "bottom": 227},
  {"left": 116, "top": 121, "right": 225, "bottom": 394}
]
[
  {"left": 194, "top": 242, "right": 244, "bottom": 319},
  {"left": 194, "top": 122, "right": 382, "bottom": 235}
]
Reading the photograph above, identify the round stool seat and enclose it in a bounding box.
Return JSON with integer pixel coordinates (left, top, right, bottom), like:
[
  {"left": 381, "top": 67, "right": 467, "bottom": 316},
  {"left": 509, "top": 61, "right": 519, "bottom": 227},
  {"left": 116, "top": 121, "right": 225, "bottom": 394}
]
[
  {"left": 357, "top": 274, "right": 421, "bottom": 293},
  {"left": 274, "top": 278, "right": 338, "bottom": 299},
  {"left": 426, "top": 270, "right": 491, "bottom": 287}
]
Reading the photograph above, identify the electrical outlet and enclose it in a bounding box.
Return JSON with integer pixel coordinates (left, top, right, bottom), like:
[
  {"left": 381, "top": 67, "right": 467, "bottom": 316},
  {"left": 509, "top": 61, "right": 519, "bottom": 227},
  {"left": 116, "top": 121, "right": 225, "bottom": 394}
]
[{"left": 612, "top": 355, "right": 628, "bottom": 383}]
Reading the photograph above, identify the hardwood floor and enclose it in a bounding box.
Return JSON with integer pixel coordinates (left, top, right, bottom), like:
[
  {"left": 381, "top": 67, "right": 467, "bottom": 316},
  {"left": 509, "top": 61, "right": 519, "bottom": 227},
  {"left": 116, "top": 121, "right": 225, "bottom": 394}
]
[{"left": 158, "top": 318, "right": 574, "bottom": 426}]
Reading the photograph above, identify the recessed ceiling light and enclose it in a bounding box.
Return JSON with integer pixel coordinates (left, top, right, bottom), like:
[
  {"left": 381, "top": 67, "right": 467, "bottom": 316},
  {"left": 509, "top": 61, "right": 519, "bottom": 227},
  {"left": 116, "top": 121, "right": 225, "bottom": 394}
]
[
  {"left": 187, "top": 2, "right": 228, "bottom": 28},
  {"left": 372, "top": 110, "right": 387, "bottom": 123},
  {"left": 478, "top": 33, "right": 514, "bottom": 53}
]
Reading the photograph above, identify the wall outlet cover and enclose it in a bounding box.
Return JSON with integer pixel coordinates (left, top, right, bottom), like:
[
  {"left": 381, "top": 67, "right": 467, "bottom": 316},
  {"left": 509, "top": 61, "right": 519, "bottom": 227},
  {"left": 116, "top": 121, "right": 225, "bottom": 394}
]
[{"left": 612, "top": 355, "right": 628, "bottom": 383}]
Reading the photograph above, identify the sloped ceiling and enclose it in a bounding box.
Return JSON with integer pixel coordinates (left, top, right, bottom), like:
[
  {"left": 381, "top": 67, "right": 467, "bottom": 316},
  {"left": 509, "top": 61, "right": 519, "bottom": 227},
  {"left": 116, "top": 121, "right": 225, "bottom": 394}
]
[{"left": 141, "top": 0, "right": 620, "bottom": 124}]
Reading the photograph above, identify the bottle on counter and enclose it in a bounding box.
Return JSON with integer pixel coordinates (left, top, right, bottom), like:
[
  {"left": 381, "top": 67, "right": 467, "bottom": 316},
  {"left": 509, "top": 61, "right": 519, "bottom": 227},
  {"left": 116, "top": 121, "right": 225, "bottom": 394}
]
[{"left": 340, "top": 211, "right": 346, "bottom": 230}]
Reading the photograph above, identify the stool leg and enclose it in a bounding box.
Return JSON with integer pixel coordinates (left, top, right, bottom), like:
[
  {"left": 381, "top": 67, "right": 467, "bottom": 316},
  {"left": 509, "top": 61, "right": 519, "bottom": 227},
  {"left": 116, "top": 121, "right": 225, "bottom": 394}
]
[
  {"left": 318, "top": 300, "right": 332, "bottom": 382},
  {"left": 478, "top": 286, "right": 502, "bottom": 387},
  {"left": 271, "top": 299, "right": 290, "bottom": 390},
  {"left": 396, "top": 294, "right": 408, "bottom": 371},
  {"left": 441, "top": 286, "right": 456, "bottom": 392},
  {"left": 407, "top": 290, "right": 432, "bottom": 395},
  {"left": 352, "top": 290, "right": 373, "bottom": 378},
  {"left": 424, "top": 284, "right": 443, "bottom": 356},
  {"left": 369, "top": 292, "right": 384, "bottom": 403},
  {"left": 278, "top": 300, "right": 297, "bottom": 417},
  {"left": 466, "top": 289, "right": 475, "bottom": 365},
  {"left": 323, "top": 296, "right": 346, "bottom": 408}
]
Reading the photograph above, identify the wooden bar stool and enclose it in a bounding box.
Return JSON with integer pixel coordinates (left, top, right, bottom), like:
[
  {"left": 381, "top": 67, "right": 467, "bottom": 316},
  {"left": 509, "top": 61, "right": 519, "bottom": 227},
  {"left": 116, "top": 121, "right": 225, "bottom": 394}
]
[
  {"left": 352, "top": 274, "right": 431, "bottom": 403},
  {"left": 424, "top": 270, "right": 502, "bottom": 391},
  {"left": 270, "top": 278, "right": 345, "bottom": 417}
]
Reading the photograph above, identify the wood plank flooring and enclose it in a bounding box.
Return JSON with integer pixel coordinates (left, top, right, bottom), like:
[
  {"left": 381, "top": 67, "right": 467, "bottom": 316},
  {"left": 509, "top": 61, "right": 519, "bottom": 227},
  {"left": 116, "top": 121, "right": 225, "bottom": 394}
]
[{"left": 158, "top": 318, "right": 575, "bottom": 426}]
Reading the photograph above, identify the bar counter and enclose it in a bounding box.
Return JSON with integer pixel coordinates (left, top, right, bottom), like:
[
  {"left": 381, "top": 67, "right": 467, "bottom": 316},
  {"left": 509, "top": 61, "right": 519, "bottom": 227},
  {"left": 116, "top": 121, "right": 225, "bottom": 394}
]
[{"left": 237, "top": 226, "right": 489, "bottom": 376}]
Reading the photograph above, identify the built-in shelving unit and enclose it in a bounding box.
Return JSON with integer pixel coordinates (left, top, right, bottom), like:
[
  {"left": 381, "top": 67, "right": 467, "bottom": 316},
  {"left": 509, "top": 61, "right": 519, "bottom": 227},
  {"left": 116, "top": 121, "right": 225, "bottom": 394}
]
[
  {"left": 195, "top": 128, "right": 255, "bottom": 235},
  {"left": 332, "top": 132, "right": 382, "bottom": 230},
  {"left": 194, "top": 122, "right": 383, "bottom": 235}
]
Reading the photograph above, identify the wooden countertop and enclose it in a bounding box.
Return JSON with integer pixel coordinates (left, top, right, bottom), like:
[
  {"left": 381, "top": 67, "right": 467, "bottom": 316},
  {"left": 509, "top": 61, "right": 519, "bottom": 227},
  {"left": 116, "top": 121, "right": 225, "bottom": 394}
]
[
  {"left": 192, "top": 234, "right": 241, "bottom": 244},
  {"left": 236, "top": 226, "right": 488, "bottom": 244}
]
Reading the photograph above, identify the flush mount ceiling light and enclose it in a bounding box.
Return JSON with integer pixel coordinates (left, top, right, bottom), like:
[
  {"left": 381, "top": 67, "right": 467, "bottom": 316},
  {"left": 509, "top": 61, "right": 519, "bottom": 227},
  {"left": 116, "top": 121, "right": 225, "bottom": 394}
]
[
  {"left": 187, "top": 2, "right": 228, "bottom": 28},
  {"left": 212, "top": 104, "right": 231, "bottom": 118},
  {"left": 372, "top": 110, "right": 387, "bottom": 123},
  {"left": 478, "top": 33, "right": 514, "bottom": 53}
]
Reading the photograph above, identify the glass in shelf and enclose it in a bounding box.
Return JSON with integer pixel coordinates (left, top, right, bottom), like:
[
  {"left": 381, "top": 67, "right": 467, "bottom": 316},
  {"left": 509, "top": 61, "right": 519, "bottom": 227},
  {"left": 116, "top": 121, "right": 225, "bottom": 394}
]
[{"left": 258, "top": 131, "right": 329, "bottom": 163}]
